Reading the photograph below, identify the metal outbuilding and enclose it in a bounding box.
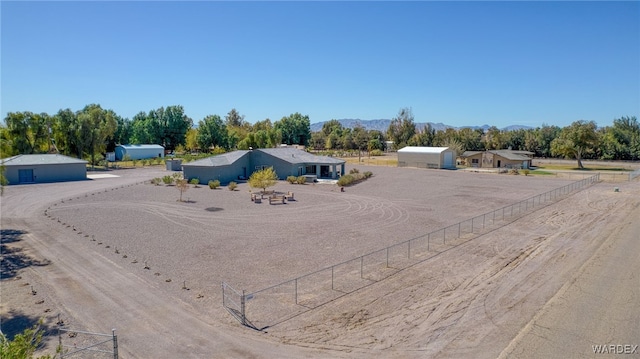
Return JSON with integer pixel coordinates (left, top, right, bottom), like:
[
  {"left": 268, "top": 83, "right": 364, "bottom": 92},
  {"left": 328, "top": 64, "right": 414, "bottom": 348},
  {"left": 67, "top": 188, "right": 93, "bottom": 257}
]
[
  {"left": 397, "top": 146, "right": 456, "bottom": 169},
  {"left": 1, "top": 154, "right": 88, "bottom": 184},
  {"left": 114, "top": 144, "right": 165, "bottom": 161}
]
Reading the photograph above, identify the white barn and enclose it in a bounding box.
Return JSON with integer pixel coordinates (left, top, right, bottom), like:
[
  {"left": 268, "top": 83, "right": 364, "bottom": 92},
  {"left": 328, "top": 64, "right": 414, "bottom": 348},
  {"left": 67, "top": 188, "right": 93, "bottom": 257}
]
[
  {"left": 397, "top": 146, "right": 456, "bottom": 169},
  {"left": 114, "top": 144, "right": 165, "bottom": 161}
]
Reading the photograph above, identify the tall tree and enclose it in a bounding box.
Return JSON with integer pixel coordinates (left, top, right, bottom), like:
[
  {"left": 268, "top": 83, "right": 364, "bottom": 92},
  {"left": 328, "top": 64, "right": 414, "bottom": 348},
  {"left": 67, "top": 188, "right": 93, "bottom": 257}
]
[
  {"left": 274, "top": 113, "right": 311, "bottom": 146},
  {"left": 52, "top": 108, "right": 82, "bottom": 157},
  {"left": 386, "top": 107, "right": 416, "bottom": 150},
  {"left": 77, "top": 104, "right": 117, "bottom": 166},
  {"left": 3, "top": 112, "right": 50, "bottom": 154},
  {"left": 225, "top": 108, "right": 245, "bottom": 127},
  {"left": 551, "top": 120, "right": 598, "bottom": 169},
  {"left": 197, "top": 115, "right": 228, "bottom": 151},
  {"left": 161, "top": 105, "right": 192, "bottom": 151}
]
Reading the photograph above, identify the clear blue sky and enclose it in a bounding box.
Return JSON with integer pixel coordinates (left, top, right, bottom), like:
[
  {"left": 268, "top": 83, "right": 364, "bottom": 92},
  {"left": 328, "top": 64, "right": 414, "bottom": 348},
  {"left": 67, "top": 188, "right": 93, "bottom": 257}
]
[{"left": 2, "top": 1, "right": 638, "bottom": 129}]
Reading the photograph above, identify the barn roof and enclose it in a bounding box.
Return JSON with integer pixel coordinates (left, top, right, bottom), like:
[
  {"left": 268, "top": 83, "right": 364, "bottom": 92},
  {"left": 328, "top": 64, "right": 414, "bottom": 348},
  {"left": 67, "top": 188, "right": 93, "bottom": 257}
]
[
  {"left": 1, "top": 154, "right": 88, "bottom": 166},
  {"left": 398, "top": 146, "right": 451, "bottom": 154},
  {"left": 182, "top": 150, "right": 250, "bottom": 167},
  {"left": 117, "top": 144, "right": 164, "bottom": 150}
]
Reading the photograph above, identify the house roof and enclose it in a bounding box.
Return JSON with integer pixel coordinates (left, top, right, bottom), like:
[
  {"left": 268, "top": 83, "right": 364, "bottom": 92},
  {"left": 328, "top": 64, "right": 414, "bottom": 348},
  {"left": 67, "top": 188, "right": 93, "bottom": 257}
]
[
  {"left": 489, "top": 150, "right": 533, "bottom": 161},
  {"left": 1, "top": 154, "right": 88, "bottom": 166},
  {"left": 398, "top": 146, "right": 451, "bottom": 154},
  {"left": 460, "top": 150, "right": 533, "bottom": 160},
  {"left": 182, "top": 150, "right": 251, "bottom": 167},
  {"left": 117, "top": 144, "right": 165, "bottom": 150},
  {"left": 460, "top": 151, "right": 484, "bottom": 157},
  {"left": 257, "top": 148, "right": 345, "bottom": 165}
]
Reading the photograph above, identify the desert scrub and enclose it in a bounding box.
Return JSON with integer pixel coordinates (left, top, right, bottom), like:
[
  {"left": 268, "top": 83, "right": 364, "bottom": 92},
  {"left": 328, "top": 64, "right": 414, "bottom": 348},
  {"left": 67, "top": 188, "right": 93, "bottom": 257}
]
[
  {"left": 208, "top": 180, "right": 220, "bottom": 189},
  {"left": 296, "top": 176, "right": 306, "bottom": 184},
  {"left": 338, "top": 168, "right": 373, "bottom": 187},
  {"left": 370, "top": 149, "right": 383, "bottom": 156},
  {"left": 286, "top": 176, "right": 297, "bottom": 184},
  {"left": 162, "top": 175, "right": 174, "bottom": 185},
  {"left": 228, "top": 181, "right": 238, "bottom": 191},
  {"left": 190, "top": 178, "right": 200, "bottom": 187}
]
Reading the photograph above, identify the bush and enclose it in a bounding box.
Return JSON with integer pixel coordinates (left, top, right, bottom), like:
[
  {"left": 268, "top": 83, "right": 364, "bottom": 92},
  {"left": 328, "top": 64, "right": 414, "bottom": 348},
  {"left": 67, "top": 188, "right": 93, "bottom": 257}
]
[
  {"left": 509, "top": 168, "right": 520, "bottom": 175},
  {"left": 286, "top": 176, "right": 297, "bottom": 184},
  {"left": 208, "top": 180, "right": 220, "bottom": 189},
  {"left": 172, "top": 173, "right": 182, "bottom": 180},
  {"left": 190, "top": 178, "right": 200, "bottom": 187},
  {"left": 337, "top": 168, "right": 373, "bottom": 187},
  {"left": 296, "top": 176, "right": 306, "bottom": 184},
  {"left": 151, "top": 177, "right": 162, "bottom": 186},
  {"left": 522, "top": 169, "right": 530, "bottom": 176},
  {"left": 132, "top": 159, "right": 139, "bottom": 167},
  {"left": 228, "top": 181, "right": 238, "bottom": 191},
  {"left": 162, "top": 175, "right": 174, "bottom": 185},
  {"left": 369, "top": 149, "right": 383, "bottom": 156},
  {"left": 337, "top": 174, "right": 355, "bottom": 186}
]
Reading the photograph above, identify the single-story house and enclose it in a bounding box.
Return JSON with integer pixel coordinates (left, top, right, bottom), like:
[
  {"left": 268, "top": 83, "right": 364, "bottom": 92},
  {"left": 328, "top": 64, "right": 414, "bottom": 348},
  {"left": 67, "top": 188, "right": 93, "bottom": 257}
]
[
  {"left": 460, "top": 150, "right": 534, "bottom": 169},
  {"left": 182, "top": 148, "right": 346, "bottom": 185},
  {"left": 1, "top": 154, "right": 88, "bottom": 184},
  {"left": 114, "top": 144, "right": 165, "bottom": 161},
  {"left": 397, "top": 146, "right": 456, "bottom": 169}
]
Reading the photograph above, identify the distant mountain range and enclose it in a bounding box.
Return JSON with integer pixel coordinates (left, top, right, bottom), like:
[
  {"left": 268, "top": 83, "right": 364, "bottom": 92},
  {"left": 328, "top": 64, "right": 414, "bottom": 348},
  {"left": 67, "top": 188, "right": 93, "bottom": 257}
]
[{"left": 310, "top": 119, "right": 532, "bottom": 133}]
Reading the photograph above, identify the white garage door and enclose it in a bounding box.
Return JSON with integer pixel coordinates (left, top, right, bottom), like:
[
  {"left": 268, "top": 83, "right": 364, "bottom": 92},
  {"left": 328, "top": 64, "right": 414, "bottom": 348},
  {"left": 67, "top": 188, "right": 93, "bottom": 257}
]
[{"left": 443, "top": 151, "right": 454, "bottom": 168}]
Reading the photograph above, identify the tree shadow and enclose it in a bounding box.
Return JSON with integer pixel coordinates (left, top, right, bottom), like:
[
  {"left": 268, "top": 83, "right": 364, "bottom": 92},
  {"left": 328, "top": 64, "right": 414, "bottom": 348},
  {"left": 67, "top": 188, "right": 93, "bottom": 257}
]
[
  {"left": 1, "top": 229, "right": 51, "bottom": 279},
  {"left": 0, "top": 310, "right": 55, "bottom": 341}
]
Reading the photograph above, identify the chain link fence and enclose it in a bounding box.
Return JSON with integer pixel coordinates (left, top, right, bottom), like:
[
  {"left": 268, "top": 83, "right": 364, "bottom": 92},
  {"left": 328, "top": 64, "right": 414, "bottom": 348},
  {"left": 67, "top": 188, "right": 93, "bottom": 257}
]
[{"left": 225, "top": 174, "right": 600, "bottom": 330}]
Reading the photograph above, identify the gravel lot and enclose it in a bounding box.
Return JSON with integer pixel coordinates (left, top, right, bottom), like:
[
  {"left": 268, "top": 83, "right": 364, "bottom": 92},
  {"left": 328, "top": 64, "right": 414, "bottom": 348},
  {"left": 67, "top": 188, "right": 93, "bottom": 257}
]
[{"left": 2, "top": 164, "right": 638, "bottom": 358}]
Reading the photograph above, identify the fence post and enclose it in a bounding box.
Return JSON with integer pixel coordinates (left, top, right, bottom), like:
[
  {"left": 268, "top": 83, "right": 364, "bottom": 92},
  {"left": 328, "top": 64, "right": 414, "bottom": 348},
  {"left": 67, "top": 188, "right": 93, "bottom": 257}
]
[
  {"left": 241, "top": 290, "right": 246, "bottom": 326},
  {"left": 59, "top": 328, "right": 64, "bottom": 359},
  {"left": 331, "top": 266, "right": 334, "bottom": 290},
  {"left": 113, "top": 329, "right": 118, "bottom": 359}
]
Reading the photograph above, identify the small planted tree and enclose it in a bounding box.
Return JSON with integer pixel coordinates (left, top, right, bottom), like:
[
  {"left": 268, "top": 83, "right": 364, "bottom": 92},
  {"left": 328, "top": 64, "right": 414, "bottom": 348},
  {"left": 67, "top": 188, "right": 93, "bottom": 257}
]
[
  {"left": 176, "top": 178, "right": 189, "bottom": 201},
  {"left": 208, "top": 180, "right": 220, "bottom": 189},
  {"left": 190, "top": 178, "right": 200, "bottom": 188},
  {"left": 248, "top": 167, "right": 278, "bottom": 193}
]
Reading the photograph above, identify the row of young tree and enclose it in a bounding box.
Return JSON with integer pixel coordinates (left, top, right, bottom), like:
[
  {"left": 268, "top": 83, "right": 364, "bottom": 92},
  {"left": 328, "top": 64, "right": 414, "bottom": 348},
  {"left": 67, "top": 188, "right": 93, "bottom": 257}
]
[{"left": 1, "top": 105, "right": 638, "bottom": 167}]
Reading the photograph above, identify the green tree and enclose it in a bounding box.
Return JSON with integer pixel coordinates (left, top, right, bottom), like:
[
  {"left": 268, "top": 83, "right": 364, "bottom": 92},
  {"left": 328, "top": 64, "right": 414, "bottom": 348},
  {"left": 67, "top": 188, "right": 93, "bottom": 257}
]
[
  {"left": 534, "top": 124, "right": 561, "bottom": 158},
  {"left": 248, "top": 167, "right": 278, "bottom": 192},
  {"left": 600, "top": 116, "right": 640, "bottom": 160},
  {"left": 386, "top": 107, "right": 416, "bottom": 150},
  {"left": 3, "top": 112, "right": 50, "bottom": 154},
  {"left": 52, "top": 108, "right": 82, "bottom": 157},
  {"left": 0, "top": 320, "right": 55, "bottom": 359},
  {"left": 225, "top": 108, "right": 245, "bottom": 127},
  {"left": 551, "top": 120, "right": 598, "bottom": 169},
  {"left": 197, "top": 115, "right": 228, "bottom": 151},
  {"left": 274, "top": 113, "right": 311, "bottom": 146},
  {"left": 77, "top": 104, "right": 117, "bottom": 167}
]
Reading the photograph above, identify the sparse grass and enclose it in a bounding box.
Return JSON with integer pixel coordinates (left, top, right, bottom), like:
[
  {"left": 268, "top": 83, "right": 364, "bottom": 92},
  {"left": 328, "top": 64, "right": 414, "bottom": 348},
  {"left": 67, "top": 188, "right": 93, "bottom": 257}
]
[{"left": 536, "top": 164, "right": 632, "bottom": 172}]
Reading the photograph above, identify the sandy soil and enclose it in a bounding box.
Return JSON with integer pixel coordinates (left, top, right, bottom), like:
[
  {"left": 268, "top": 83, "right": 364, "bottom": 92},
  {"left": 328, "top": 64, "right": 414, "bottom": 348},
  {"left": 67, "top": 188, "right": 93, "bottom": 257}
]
[{"left": 1, "top": 165, "right": 638, "bottom": 358}]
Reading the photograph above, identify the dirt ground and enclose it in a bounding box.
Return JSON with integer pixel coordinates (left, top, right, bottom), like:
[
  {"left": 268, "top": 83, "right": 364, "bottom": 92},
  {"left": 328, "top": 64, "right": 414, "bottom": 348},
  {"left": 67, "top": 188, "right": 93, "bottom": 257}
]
[{"left": 1, "top": 164, "right": 638, "bottom": 358}]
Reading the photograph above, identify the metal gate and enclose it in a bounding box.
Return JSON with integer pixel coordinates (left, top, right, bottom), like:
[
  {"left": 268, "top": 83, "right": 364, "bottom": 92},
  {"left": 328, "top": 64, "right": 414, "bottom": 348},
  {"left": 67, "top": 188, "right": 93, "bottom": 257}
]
[
  {"left": 222, "top": 282, "right": 248, "bottom": 327},
  {"left": 58, "top": 327, "right": 118, "bottom": 358}
]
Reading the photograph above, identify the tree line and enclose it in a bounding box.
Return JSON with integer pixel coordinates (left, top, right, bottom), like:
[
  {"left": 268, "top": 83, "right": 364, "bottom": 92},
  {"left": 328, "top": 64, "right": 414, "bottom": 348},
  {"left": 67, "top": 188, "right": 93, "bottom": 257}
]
[{"left": 1, "top": 105, "right": 638, "bottom": 167}]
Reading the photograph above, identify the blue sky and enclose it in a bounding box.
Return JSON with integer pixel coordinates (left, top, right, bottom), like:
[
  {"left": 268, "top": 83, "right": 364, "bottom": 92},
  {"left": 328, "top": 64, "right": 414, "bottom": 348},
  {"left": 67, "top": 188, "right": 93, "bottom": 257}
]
[{"left": 2, "top": 1, "right": 638, "bottom": 129}]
